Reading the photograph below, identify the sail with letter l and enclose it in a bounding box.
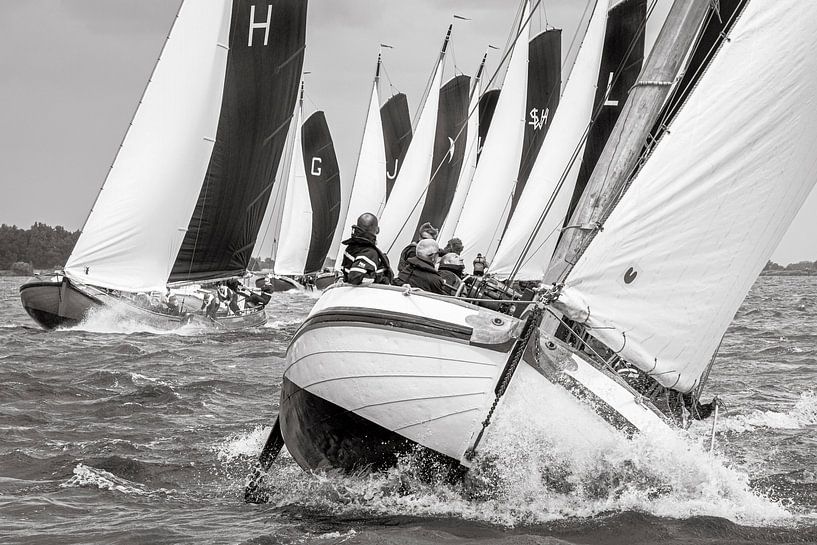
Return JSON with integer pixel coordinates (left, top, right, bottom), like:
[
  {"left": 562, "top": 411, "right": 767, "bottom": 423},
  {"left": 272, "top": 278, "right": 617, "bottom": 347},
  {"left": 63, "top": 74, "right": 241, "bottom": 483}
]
[
  {"left": 382, "top": 94, "right": 413, "bottom": 201},
  {"left": 169, "top": 0, "right": 307, "bottom": 284},
  {"left": 65, "top": 1, "right": 233, "bottom": 293},
  {"left": 378, "top": 25, "right": 450, "bottom": 265},
  {"left": 553, "top": 0, "right": 817, "bottom": 393},
  {"left": 491, "top": 0, "right": 645, "bottom": 280},
  {"left": 453, "top": 1, "right": 531, "bottom": 265}
]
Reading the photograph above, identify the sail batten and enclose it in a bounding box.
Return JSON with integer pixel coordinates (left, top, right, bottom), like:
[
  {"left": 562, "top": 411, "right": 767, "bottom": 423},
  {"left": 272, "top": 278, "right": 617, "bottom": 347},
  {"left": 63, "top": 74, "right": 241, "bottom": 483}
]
[{"left": 555, "top": 0, "right": 817, "bottom": 393}]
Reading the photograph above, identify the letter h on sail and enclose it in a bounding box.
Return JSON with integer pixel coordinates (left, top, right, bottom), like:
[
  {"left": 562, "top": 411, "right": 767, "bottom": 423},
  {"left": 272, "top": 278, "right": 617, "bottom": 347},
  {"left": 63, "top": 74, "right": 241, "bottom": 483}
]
[{"left": 248, "top": 4, "right": 273, "bottom": 47}]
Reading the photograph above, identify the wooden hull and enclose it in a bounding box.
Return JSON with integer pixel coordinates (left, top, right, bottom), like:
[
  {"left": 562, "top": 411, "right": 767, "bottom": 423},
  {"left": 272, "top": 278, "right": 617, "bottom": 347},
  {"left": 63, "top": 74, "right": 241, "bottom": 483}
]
[
  {"left": 19, "top": 278, "right": 267, "bottom": 331},
  {"left": 279, "top": 284, "right": 672, "bottom": 474},
  {"left": 19, "top": 279, "right": 100, "bottom": 330}
]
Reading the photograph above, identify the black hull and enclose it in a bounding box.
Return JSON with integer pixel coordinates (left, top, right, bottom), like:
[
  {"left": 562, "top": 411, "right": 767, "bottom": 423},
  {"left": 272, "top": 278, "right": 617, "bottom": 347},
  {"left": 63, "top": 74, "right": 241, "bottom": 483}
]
[
  {"left": 279, "top": 377, "right": 460, "bottom": 475},
  {"left": 19, "top": 279, "right": 100, "bottom": 330}
]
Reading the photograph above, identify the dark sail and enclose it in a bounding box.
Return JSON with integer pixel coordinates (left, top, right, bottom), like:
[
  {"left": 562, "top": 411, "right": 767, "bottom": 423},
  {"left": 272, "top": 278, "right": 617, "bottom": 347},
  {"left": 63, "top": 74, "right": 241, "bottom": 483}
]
[
  {"left": 169, "top": 0, "right": 307, "bottom": 283},
  {"left": 648, "top": 0, "right": 748, "bottom": 144},
  {"left": 302, "top": 111, "right": 341, "bottom": 274},
  {"left": 412, "top": 75, "right": 471, "bottom": 239},
  {"left": 508, "top": 29, "right": 562, "bottom": 224},
  {"left": 381, "top": 93, "right": 412, "bottom": 200},
  {"left": 477, "top": 89, "right": 501, "bottom": 163},
  {"left": 565, "top": 0, "right": 646, "bottom": 222}
]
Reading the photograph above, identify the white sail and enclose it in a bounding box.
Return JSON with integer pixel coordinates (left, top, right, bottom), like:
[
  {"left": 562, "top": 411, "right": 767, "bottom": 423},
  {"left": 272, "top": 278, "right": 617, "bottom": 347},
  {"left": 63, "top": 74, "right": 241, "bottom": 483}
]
[
  {"left": 274, "top": 102, "right": 312, "bottom": 276},
  {"left": 489, "top": 0, "right": 609, "bottom": 280},
  {"left": 453, "top": 2, "right": 531, "bottom": 266},
  {"left": 65, "top": 0, "right": 231, "bottom": 293},
  {"left": 333, "top": 78, "right": 387, "bottom": 270},
  {"left": 252, "top": 109, "right": 299, "bottom": 264},
  {"left": 378, "top": 58, "right": 444, "bottom": 265},
  {"left": 556, "top": 0, "right": 817, "bottom": 393},
  {"left": 438, "top": 66, "right": 482, "bottom": 244}
]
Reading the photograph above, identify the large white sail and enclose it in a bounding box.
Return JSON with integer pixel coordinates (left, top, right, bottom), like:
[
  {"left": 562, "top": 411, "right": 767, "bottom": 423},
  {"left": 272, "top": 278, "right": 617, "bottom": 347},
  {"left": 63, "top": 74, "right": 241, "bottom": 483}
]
[
  {"left": 274, "top": 101, "right": 311, "bottom": 276},
  {"left": 556, "top": 0, "right": 817, "bottom": 393},
  {"left": 452, "top": 2, "right": 531, "bottom": 266},
  {"left": 490, "top": 0, "right": 608, "bottom": 280},
  {"left": 333, "top": 73, "right": 387, "bottom": 270},
  {"left": 438, "top": 60, "right": 484, "bottom": 244},
  {"left": 65, "top": 0, "right": 231, "bottom": 293},
  {"left": 378, "top": 53, "right": 445, "bottom": 265}
]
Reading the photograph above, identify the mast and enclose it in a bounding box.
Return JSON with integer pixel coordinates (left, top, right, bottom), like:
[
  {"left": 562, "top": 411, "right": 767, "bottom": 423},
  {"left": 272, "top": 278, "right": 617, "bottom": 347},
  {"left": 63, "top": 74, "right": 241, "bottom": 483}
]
[{"left": 544, "top": 0, "right": 711, "bottom": 285}]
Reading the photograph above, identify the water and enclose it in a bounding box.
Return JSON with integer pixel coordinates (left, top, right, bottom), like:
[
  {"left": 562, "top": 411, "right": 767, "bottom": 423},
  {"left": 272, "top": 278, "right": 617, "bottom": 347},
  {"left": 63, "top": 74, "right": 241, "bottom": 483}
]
[{"left": 1, "top": 275, "right": 815, "bottom": 544}]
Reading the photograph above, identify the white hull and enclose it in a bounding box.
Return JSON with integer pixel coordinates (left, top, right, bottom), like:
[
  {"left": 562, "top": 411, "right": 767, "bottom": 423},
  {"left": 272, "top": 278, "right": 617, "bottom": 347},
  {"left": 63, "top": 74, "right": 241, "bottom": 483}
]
[{"left": 279, "top": 285, "right": 672, "bottom": 472}]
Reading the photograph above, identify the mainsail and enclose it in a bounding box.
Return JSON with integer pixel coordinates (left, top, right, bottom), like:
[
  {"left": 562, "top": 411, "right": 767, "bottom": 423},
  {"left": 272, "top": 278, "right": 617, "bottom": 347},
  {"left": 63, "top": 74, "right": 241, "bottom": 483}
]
[
  {"left": 332, "top": 55, "right": 388, "bottom": 269},
  {"left": 508, "top": 28, "right": 562, "bottom": 225},
  {"left": 477, "top": 90, "right": 500, "bottom": 163},
  {"left": 412, "top": 74, "right": 471, "bottom": 239},
  {"left": 378, "top": 26, "right": 450, "bottom": 264},
  {"left": 453, "top": 1, "right": 531, "bottom": 265},
  {"left": 65, "top": 2, "right": 233, "bottom": 293},
  {"left": 169, "top": 0, "right": 307, "bottom": 283},
  {"left": 381, "top": 94, "right": 413, "bottom": 201},
  {"left": 438, "top": 55, "right": 487, "bottom": 244},
  {"left": 303, "top": 111, "right": 341, "bottom": 274},
  {"left": 554, "top": 0, "right": 817, "bottom": 393},
  {"left": 489, "top": 0, "right": 610, "bottom": 280}
]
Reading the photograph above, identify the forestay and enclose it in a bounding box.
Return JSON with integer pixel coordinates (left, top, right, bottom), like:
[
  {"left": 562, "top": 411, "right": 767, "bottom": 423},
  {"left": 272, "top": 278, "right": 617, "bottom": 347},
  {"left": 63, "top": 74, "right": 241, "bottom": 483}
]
[
  {"left": 453, "top": 1, "right": 531, "bottom": 265},
  {"left": 490, "top": 0, "right": 609, "bottom": 280},
  {"left": 66, "top": 1, "right": 232, "bottom": 293},
  {"left": 556, "top": 0, "right": 817, "bottom": 393}
]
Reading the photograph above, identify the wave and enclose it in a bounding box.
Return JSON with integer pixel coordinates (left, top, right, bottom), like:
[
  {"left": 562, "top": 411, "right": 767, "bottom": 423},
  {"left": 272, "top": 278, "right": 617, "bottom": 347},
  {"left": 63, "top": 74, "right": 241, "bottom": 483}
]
[
  {"left": 716, "top": 391, "right": 817, "bottom": 433},
  {"left": 61, "top": 463, "right": 150, "bottom": 496}
]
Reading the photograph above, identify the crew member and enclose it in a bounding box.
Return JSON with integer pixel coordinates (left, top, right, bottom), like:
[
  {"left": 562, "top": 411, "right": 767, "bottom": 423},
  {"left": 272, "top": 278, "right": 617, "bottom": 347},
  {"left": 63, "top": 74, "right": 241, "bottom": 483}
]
[
  {"left": 398, "top": 222, "right": 438, "bottom": 273},
  {"left": 438, "top": 253, "right": 465, "bottom": 294},
  {"left": 439, "top": 237, "right": 464, "bottom": 258},
  {"left": 395, "top": 239, "right": 445, "bottom": 294},
  {"left": 341, "top": 213, "right": 393, "bottom": 285}
]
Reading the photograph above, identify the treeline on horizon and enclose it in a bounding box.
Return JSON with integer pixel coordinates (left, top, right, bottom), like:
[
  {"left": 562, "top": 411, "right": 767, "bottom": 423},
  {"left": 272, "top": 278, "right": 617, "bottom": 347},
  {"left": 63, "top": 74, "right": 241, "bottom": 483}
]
[
  {"left": 763, "top": 259, "right": 817, "bottom": 275},
  {"left": 0, "top": 223, "right": 80, "bottom": 270}
]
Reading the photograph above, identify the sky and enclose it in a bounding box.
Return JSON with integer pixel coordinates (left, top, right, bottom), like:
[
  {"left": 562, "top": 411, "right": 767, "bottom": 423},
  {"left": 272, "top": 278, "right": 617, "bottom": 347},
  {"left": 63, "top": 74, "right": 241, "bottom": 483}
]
[{"left": 0, "top": 0, "right": 814, "bottom": 264}]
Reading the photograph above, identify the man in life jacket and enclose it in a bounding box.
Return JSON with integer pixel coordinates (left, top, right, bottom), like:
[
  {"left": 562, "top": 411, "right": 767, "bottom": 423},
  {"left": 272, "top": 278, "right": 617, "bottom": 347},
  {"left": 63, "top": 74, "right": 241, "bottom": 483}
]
[
  {"left": 398, "top": 222, "right": 438, "bottom": 274},
  {"left": 395, "top": 239, "right": 445, "bottom": 294},
  {"left": 438, "top": 252, "right": 465, "bottom": 294},
  {"left": 341, "top": 213, "right": 394, "bottom": 285}
]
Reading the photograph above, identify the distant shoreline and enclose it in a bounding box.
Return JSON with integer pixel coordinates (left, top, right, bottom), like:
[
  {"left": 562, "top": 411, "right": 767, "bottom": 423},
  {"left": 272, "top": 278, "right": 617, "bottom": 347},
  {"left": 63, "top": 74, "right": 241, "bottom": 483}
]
[{"left": 760, "top": 270, "right": 817, "bottom": 277}]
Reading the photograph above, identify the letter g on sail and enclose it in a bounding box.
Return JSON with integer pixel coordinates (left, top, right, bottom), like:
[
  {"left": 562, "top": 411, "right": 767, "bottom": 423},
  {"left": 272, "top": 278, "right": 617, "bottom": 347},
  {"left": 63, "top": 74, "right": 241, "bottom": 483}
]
[
  {"left": 248, "top": 4, "right": 273, "bottom": 47},
  {"left": 311, "top": 157, "right": 322, "bottom": 176}
]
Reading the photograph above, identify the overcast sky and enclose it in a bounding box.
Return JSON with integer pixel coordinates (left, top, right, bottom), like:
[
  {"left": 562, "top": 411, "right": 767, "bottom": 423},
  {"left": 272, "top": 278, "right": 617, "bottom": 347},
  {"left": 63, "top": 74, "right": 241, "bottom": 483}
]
[{"left": 0, "top": 0, "right": 813, "bottom": 264}]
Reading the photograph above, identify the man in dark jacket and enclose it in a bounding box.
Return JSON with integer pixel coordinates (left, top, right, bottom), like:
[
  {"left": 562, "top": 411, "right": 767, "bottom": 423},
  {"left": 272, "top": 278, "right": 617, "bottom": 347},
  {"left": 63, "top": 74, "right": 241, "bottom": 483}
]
[
  {"left": 341, "top": 213, "right": 394, "bottom": 285},
  {"left": 438, "top": 253, "right": 465, "bottom": 294},
  {"left": 398, "top": 222, "right": 438, "bottom": 273},
  {"left": 395, "top": 239, "right": 445, "bottom": 294}
]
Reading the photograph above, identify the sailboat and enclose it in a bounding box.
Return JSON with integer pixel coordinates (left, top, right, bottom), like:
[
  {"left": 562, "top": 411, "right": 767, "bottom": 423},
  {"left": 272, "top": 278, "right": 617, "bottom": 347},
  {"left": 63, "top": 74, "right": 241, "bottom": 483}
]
[
  {"left": 256, "top": 0, "right": 817, "bottom": 479},
  {"left": 19, "top": 0, "right": 307, "bottom": 330},
  {"left": 253, "top": 81, "right": 342, "bottom": 293}
]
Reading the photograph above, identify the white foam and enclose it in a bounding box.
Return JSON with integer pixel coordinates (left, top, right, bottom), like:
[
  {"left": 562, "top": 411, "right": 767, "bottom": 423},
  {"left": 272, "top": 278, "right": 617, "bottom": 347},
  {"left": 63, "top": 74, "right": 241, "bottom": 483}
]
[
  {"left": 716, "top": 391, "right": 817, "bottom": 433},
  {"left": 61, "top": 463, "right": 148, "bottom": 496},
  {"left": 216, "top": 425, "right": 270, "bottom": 461}
]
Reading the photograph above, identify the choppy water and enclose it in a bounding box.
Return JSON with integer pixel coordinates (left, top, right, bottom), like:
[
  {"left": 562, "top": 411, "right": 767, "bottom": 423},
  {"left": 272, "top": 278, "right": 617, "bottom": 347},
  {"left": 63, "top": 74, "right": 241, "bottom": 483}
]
[{"left": 1, "top": 275, "right": 815, "bottom": 544}]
